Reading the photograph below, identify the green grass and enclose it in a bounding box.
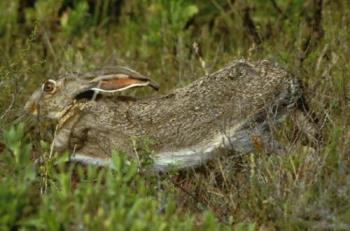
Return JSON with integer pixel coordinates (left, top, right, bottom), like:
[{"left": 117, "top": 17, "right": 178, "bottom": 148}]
[{"left": 0, "top": 0, "right": 349, "bottom": 230}]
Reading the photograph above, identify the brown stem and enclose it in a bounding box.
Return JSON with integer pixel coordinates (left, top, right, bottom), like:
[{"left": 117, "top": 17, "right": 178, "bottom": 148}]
[
  {"left": 298, "top": 0, "right": 324, "bottom": 67},
  {"left": 242, "top": 6, "right": 262, "bottom": 45},
  {"left": 270, "top": 0, "right": 282, "bottom": 15}
]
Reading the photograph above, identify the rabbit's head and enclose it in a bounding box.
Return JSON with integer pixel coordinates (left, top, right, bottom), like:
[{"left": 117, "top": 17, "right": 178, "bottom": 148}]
[{"left": 25, "top": 67, "right": 159, "bottom": 120}]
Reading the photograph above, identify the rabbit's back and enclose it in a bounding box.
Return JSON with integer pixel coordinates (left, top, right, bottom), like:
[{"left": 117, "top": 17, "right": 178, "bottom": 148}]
[{"left": 128, "top": 60, "right": 299, "bottom": 145}]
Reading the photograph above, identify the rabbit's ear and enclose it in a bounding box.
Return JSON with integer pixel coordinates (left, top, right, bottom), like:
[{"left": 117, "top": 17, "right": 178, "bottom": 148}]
[{"left": 89, "top": 69, "right": 159, "bottom": 93}]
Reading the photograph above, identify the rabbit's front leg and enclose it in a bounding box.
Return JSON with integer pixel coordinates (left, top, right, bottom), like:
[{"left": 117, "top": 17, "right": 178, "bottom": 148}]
[
  {"left": 68, "top": 114, "right": 112, "bottom": 160},
  {"left": 52, "top": 114, "right": 107, "bottom": 166},
  {"left": 53, "top": 127, "right": 72, "bottom": 153},
  {"left": 68, "top": 125, "right": 113, "bottom": 166},
  {"left": 52, "top": 115, "right": 83, "bottom": 153}
]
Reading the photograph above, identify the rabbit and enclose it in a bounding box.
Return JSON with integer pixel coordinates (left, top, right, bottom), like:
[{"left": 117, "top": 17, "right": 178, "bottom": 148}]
[{"left": 25, "top": 60, "right": 304, "bottom": 172}]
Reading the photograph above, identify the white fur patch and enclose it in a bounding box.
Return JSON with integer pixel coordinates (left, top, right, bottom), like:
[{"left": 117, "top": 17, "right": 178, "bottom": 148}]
[
  {"left": 69, "top": 154, "right": 112, "bottom": 167},
  {"left": 91, "top": 82, "right": 149, "bottom": 93}
]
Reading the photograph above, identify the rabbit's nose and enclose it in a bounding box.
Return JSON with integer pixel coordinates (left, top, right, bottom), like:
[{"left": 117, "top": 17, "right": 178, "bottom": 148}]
[
  {"left": 24, "top": 91, "right": 40, "bottom": 115},
  {"left": 24, "top": 100, "right": 38, "bottom": 115}
]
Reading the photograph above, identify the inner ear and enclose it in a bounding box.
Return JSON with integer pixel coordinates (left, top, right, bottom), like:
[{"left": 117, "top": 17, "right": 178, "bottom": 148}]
[
  {"left": 75, "top": 90, "right": 101, "bottom": 101},
  {"left": 91, "top": 75, "right": 159, "bottom": 93}
]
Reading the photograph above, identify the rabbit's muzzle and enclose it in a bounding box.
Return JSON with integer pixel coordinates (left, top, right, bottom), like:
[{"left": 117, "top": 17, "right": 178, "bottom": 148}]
[
  {"left": 24, "top": 90, "right": 41, "bottom": 116},
  {"left": 24, "top": 90, "right": 60, "bottom": 120}
]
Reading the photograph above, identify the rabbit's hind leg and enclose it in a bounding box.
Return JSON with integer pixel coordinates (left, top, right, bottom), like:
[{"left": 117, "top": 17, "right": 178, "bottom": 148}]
[{"left": 227, "top": 121, "right": 284, "bottom": 155}]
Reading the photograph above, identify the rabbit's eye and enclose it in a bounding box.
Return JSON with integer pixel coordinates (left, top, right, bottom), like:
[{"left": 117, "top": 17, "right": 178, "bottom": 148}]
[{"left": 42, "top": 80, "right": 56, "bottom": 93}]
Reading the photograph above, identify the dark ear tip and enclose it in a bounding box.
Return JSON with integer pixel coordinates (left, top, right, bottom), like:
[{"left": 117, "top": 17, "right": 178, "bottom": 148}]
[{"left": 149, "top": 82, "right": 160, "bottom": 91}]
